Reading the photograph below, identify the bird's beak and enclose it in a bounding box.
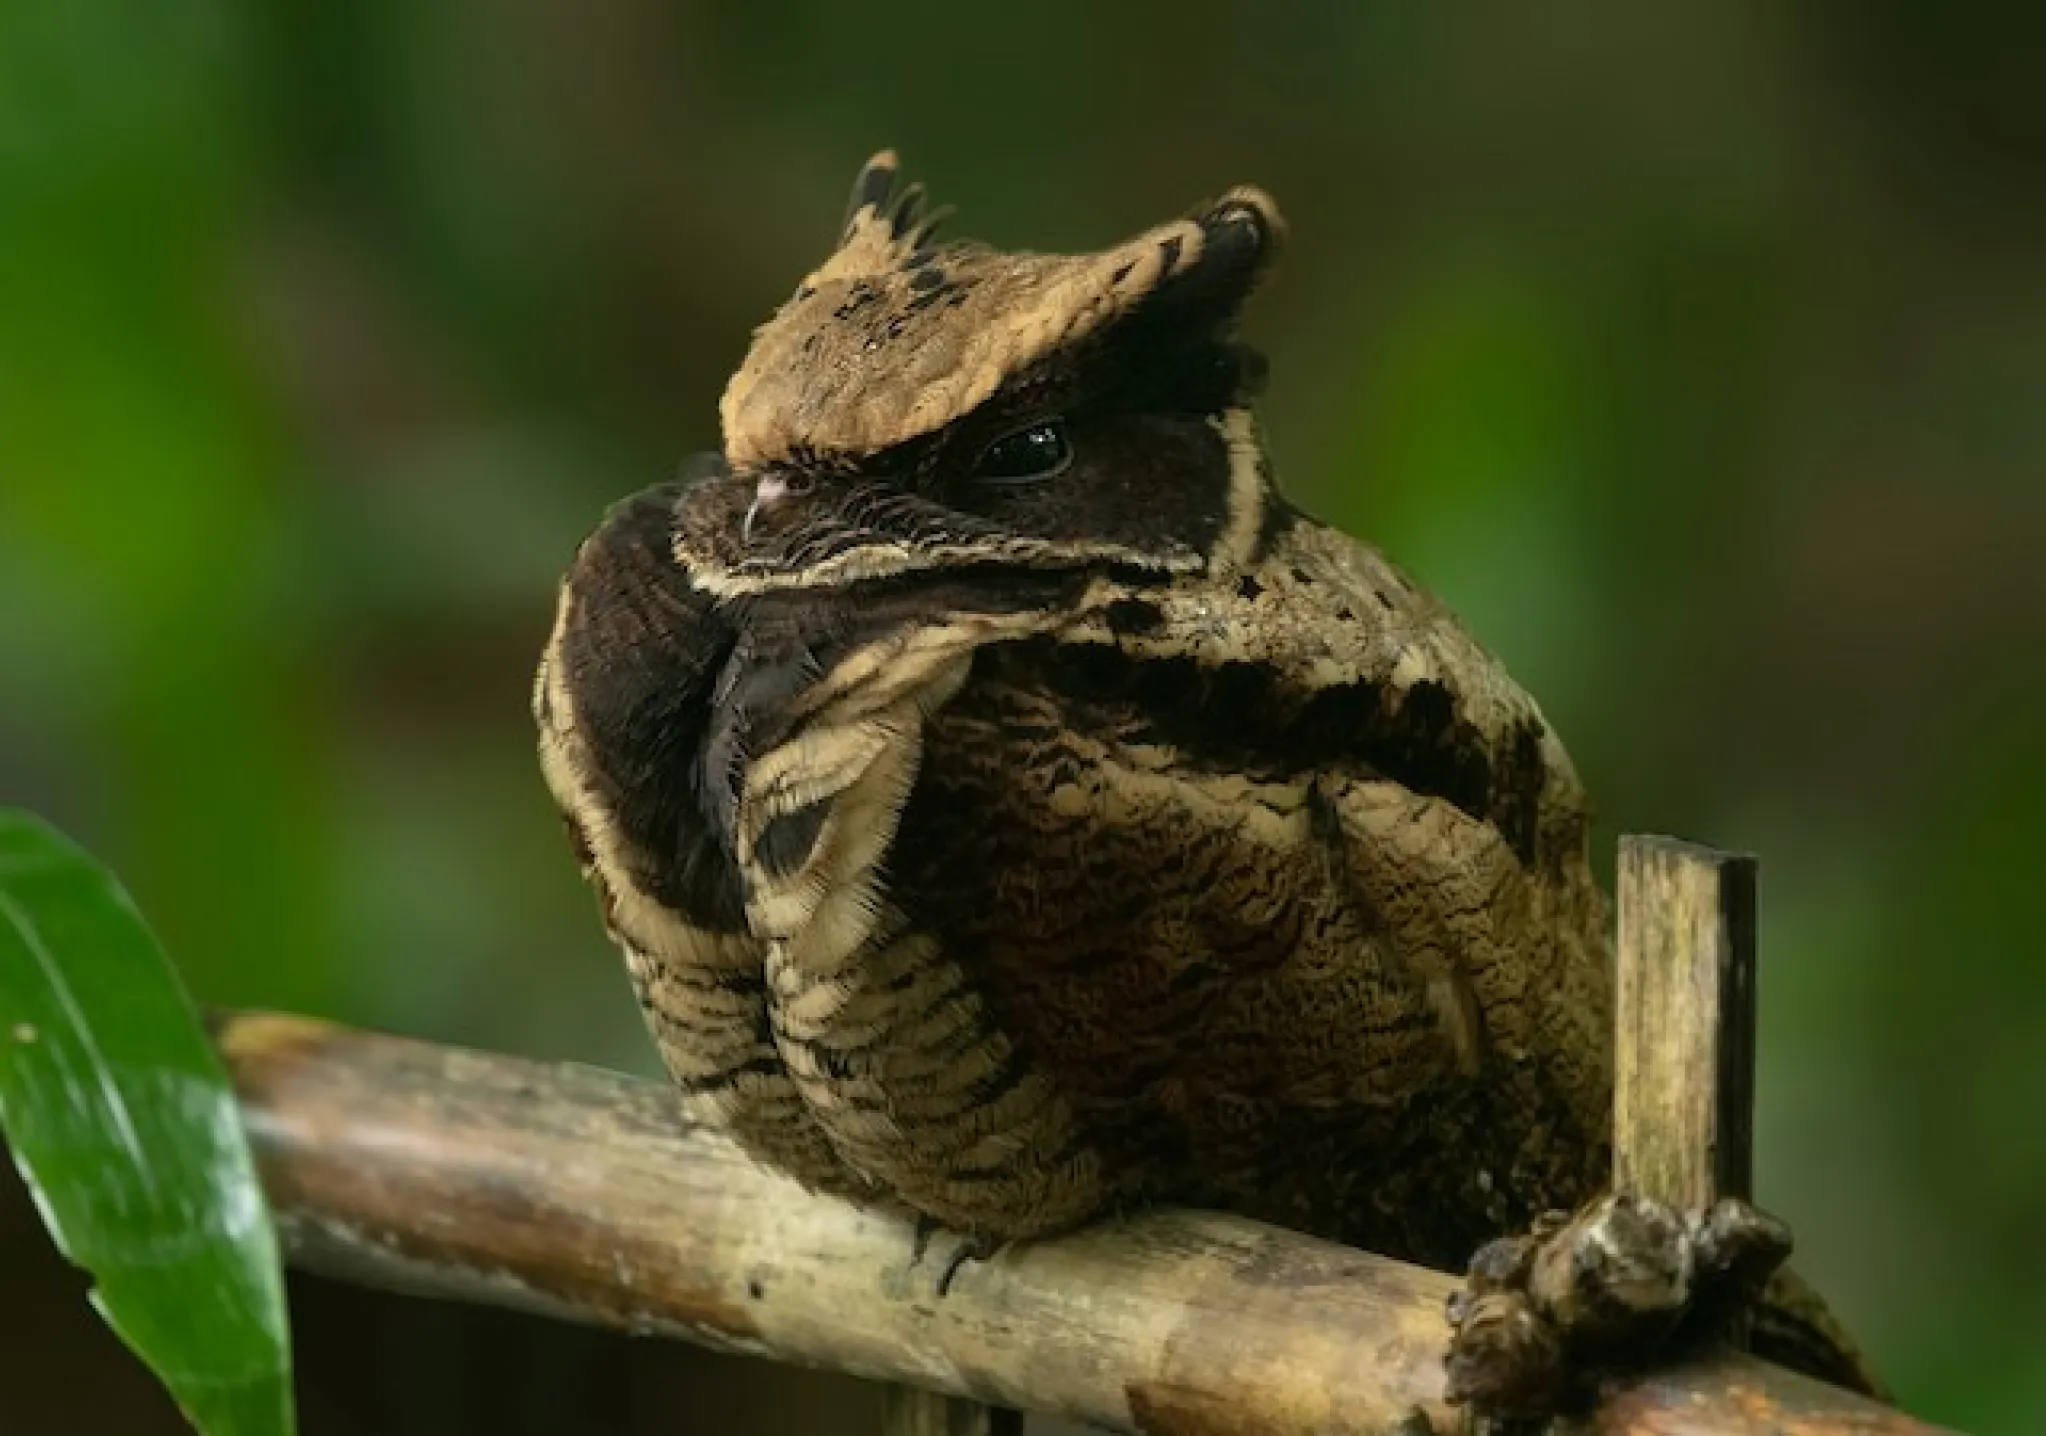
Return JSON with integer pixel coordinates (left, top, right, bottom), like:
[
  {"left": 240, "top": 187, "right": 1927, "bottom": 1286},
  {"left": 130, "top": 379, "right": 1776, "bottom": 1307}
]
[{"left": 741, "top": 475, "right": 793, "bottom": 545}]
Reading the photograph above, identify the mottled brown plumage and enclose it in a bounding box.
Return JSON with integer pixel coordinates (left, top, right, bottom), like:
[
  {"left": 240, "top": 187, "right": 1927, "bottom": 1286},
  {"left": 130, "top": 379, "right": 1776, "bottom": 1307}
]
[{"left": 533, "top": 152, "right": 1877, "bottom": 1411}]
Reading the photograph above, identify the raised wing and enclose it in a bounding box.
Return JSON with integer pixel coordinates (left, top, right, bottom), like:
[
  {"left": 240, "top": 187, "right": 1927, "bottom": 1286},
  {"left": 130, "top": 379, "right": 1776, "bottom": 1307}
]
[
  {"left": 535, "top": 481, "right": 853, "bottom": 1195},
  {"left": 702, "top": 556, "right": 1117, "bottom": 1237}
]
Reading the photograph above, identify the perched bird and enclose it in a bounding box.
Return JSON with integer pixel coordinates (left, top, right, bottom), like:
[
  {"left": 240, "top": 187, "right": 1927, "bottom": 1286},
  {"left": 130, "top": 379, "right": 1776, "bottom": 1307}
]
[{"left": 534, "top": 152, "right": 1877, "bottom": 1417}]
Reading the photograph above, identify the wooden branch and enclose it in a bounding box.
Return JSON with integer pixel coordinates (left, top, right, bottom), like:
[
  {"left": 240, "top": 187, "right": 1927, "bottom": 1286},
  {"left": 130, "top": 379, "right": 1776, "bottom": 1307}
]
[
  {"left": 214, "top": 1011, "right": 1951, "bottom": 1436},
  {"left": 1615, "top": 835, "right": 1760, "bottom": 1205}
]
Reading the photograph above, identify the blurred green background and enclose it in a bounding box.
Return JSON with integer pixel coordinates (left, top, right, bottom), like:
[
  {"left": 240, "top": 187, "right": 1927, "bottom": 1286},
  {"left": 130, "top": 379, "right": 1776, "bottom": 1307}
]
[{"left": 2, "top": 2, "right": 2041, "bottom": 1432}]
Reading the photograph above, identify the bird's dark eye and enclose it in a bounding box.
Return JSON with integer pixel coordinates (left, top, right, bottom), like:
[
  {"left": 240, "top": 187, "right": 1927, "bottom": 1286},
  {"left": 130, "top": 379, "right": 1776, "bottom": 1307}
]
[{"left": 969, "top": 419, "right": 1072, "bottom": 485}]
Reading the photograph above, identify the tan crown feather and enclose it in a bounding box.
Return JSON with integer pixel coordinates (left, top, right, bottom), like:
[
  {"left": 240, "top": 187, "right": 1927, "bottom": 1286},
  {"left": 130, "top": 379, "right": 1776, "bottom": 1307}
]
[{"left": 718, "top": 150, "right": 1284, "bottom": 472}]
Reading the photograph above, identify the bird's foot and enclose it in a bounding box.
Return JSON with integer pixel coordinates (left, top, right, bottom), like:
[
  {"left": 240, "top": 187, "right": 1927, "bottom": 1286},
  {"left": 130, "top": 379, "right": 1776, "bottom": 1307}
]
[
  {"left": 908, "top": 1215, "right": 1004, "bottom": 1298},
  {"left": 1442, "top": 1192, "right": 1792, "bottom": 1432}
]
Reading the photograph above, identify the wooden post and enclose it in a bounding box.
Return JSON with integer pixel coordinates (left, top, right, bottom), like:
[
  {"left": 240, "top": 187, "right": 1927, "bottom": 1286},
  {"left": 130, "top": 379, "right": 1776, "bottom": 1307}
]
[
  {"left": 1613, "top": 834, "right": 1760, "bottom": 1331},
  {"left": 880, "top": 1388, "right": 1022, "bottom": 1436}
]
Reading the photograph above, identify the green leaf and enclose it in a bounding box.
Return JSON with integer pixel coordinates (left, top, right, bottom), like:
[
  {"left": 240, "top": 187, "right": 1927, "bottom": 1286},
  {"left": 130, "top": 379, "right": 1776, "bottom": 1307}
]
[{"left": 0, "top": 809, "right": 294, "bottom": 1436}]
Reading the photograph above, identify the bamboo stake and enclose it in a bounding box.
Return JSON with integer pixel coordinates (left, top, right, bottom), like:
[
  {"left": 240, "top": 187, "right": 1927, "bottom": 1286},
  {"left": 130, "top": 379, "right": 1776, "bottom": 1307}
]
[
  {"left": 1614, "top": 834, "right": 1760, "bottom": 1208},
  {"left": 1614, "top": 834, "right": 1760, "bottom": 1358},
  {"left": 880, "top": 1388, "right": 1022, "bottom": 1436}
]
